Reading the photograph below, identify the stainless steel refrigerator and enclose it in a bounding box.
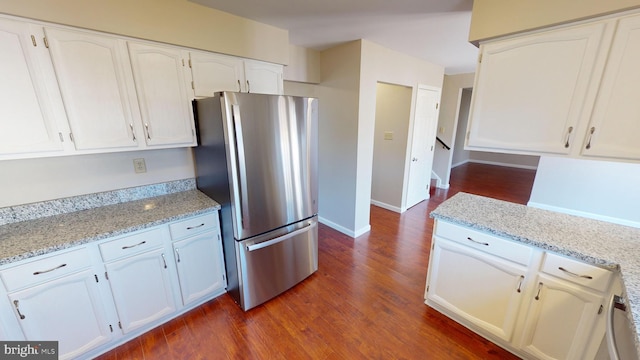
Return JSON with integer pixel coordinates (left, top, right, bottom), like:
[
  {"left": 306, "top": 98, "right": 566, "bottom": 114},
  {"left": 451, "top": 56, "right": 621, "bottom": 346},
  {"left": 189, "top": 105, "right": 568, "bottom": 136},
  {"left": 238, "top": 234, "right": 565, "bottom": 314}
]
[{"left": 193, "top": 92, "right": 318, "bottom": 311}]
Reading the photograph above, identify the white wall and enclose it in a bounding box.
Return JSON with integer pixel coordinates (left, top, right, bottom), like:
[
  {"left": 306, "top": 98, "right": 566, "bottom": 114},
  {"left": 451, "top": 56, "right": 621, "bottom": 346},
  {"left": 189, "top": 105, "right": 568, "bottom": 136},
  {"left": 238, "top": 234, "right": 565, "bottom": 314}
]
[
  {"left": 0, "top": 148, "right": 194, "bottom": 207},
  {"left": 528, "top": 156, "right": 640, "bottom": 228},
  {"left": 451, "top": 88, "right": 472, "bottom": 168},
  {"left": 284, "top": 45, "right": 321, "bottom": 84},
  {"left": 371, "top": 83, "right": 412, "bottom": 211},
  {"left": 432, "top": 73, "right": 475, "bottom": 187},
  {"left": 0, "top": 0, "right": 289, "bottom": 64},
  {"left": 316, "top": 40, "right": 444, "bottom": 238}
]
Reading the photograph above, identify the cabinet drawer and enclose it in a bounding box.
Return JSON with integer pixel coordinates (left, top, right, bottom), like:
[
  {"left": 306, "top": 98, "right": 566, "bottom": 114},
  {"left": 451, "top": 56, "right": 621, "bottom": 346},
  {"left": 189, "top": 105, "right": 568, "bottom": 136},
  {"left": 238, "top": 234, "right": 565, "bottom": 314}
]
[
  {"left": 541, "top": 252, "right": 612, "bottom": 292},
  {"left": 435, "top": 220, "right": 533, "bottom": 266},
  {"left": 99, "top": 228, "right": 166, "bottom": 262},
  {"left": 169, "top": 212, "right": 218, "bottom": 240},
  {"left": 1, "top": 248, "right": 91, "bottom": 292}
]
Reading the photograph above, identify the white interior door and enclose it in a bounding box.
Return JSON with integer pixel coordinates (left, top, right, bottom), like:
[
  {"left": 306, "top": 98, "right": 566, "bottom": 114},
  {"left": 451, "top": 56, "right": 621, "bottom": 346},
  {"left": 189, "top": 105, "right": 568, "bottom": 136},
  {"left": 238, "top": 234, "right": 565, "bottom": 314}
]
[{"left": 406, "top": 86, "right": 441, "bottom": 208}]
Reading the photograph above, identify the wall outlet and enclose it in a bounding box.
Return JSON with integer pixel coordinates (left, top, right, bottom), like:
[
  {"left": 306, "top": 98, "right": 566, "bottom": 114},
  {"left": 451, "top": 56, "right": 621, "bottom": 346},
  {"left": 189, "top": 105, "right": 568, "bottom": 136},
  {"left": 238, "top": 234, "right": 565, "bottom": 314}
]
[
  {"left": 133, "top": 158, "right": 147, "bottom": 173},
  {"left": 438, "top": 127, "right": 445, "bottom": 134},
  {"left": 384, "top": 131, "right": 394, "bottom": 140}
]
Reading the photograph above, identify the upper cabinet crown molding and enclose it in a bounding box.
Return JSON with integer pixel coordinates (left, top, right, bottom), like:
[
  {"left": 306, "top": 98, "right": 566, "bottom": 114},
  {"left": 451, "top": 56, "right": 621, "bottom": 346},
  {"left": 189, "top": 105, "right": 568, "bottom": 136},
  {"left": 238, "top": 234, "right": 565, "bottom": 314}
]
[{"left": 465, "top": 9, "right": 640, "bottom": 164}]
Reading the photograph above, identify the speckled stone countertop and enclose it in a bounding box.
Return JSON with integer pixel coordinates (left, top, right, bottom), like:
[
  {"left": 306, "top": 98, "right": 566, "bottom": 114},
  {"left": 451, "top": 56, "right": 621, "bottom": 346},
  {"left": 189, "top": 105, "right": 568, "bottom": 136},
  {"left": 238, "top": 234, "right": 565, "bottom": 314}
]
[
  {"left": 430, "top": 192, "right": 640, "bottom": 357},
  {"left": 0, "top": 182, "right": 220, "bottom": 266}
]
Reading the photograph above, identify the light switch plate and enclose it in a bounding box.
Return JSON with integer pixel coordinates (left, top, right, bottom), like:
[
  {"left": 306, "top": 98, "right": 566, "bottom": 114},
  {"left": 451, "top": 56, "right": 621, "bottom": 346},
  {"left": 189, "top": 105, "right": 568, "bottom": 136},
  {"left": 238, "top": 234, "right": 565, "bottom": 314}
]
[
  {"left": 133, "top": 158, "right": 147, "bottom": 173},
  {"left": 384, "top": 131, "right": 393, "bottom": 140}
]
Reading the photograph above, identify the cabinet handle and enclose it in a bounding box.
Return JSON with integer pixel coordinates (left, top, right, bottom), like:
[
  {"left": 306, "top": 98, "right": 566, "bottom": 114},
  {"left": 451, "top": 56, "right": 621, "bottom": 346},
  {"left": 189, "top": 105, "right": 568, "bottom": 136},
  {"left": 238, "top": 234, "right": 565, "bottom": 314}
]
[
  {"left": 246, "top": 80, "right": 250, "bottom": 93},
  {"left": 237, "top": 80, "right": 241, "bottom": 92},
  {"left": 558, "top": 266, "right": 593, "bottom": 279},
  {"left": 186, "top": 223, "right": 205, "bottom": 230},
  {"left": 130, "top": 123, "right": 136, "bottom": 142},
  {"left": 585, "top": 127, "right": 596, "bottom": 150},
  {"left": 534, "top": 282, "right": 543, "bottom": 300},
  {"left": 175, "top": 249, "right": 181, "bottom": 263},
  {"left": 161, "top": 253, "right": 167, "bottom": 269},
  {"left": 516, "top": 275, "right": 525, "bottom": 293},
  {"left": 13, "top": 300, "right": 25, "bottom": 319},
  {"left": 122, "top": 240, "right": 146, "bottom": 250},
  {"left": 466, "top": 237, "right": 489, "bottom": 246},
  {"left": 145, "top": 123, "right": 151, "bottom": 140},
  {"left": 564, "top": 126, "right": 574, "bottom": 148},
  {"left": 33, "top": 263, "right": 67, "bottom": 275}
]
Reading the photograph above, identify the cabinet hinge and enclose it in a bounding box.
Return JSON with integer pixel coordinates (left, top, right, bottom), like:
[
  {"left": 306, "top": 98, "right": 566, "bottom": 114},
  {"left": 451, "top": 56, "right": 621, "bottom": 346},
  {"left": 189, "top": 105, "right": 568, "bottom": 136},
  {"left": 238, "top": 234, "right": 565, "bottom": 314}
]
[
  {"left": 192, "top": 129, "right": 195, "bottom": 137},
  {"left": 94, "top": 274, "right": 99, "bottom": 283},
  {"left": 598, "top": 304, "right": 604, "bottom": 315},
  {"left": 466, "top": 131, "right": 470, "bottom": 141},
  {"left": 30, "top": 35, "right": 37, "bottom": 47},
  {"left": 43, "top": 36, "right": 49, "bottom": 48},
  {"left": 435, "top": 103, "right": 439, "bottom": 110},
  {"left": 118, "top": 321, "right": 122, "bottom": 329},
  {"left": 58, "top": 132, "right": 64, "bottom": 142},
  {"left": 109, "top": 324, "right": 113, "bottom": 332},
  {"left": 426, "top": 285, "right": 429, "bottom": 292},
  {"left": 191, "top": 81, "right": 194, "bottom": 90},
  {"left": 478, "top": 53, "right": 482, "bottom": 63},
  {"left": 105, "top": 271, "right": 109, "bottom": 280},
  {"left": 222, "top": 273, "right": 226, "bottom": 282},
  {"left": 69, "top": 132, "right": 74, "bottom": 143},
  {"left": 188, "top": 58, "right": 192, "bottom": 68}
]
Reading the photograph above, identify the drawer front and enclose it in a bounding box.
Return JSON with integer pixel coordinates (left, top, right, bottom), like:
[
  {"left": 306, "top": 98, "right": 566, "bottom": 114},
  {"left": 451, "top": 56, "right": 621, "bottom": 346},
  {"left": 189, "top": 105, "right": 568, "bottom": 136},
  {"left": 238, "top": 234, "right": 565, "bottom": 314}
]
[
  {"left": 1, "top": 248, "right": 91, "bottom": 292},
  {"left": 541, "top": 252, "right": 612, "bottom": 292},
  {"left": 99, "top": 227, "right": 166, "bottom": 262},
  {"left": 169, "top": 212, "right": 218, "bottom": 240},
  {"left": 435, "top": 220, "right": 533, "bottom": 266}
]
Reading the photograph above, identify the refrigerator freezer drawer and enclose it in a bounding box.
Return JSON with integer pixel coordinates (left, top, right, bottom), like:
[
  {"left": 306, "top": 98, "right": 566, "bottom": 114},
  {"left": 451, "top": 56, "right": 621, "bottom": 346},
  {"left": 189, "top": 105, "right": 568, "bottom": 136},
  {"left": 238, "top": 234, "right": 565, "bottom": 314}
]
[{"left": 236, "top": 220, "right": 318, "bottom": 310}]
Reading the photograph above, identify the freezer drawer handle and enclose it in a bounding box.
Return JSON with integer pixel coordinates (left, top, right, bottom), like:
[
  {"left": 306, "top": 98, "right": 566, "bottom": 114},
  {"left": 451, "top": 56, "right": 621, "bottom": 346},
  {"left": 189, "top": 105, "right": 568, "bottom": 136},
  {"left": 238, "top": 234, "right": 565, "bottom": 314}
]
[{"left": 246, "top": 223, "right": 316, "bottom": 252}]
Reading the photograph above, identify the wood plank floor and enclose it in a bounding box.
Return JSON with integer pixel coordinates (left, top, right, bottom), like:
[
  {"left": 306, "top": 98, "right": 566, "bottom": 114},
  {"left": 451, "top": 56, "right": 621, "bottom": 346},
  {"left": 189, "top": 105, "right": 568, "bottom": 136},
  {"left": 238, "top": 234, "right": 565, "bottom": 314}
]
[{"left": 96, "top": 162, "right": 536, "bottom": 360}]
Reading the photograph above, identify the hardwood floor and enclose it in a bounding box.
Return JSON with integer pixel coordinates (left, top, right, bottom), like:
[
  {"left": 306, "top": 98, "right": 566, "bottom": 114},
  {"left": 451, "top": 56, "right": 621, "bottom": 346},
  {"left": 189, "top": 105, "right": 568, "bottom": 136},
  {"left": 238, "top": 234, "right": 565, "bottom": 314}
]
[{"left": 96, "top": 163, "right": 536, "bottom": 360}]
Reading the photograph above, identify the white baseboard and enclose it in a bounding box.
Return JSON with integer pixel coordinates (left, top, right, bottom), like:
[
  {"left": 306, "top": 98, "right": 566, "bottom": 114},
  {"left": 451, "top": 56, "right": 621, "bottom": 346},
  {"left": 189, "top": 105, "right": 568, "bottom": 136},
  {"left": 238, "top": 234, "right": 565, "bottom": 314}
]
[
  {"left": 318, "top": 216, "right": 371, "bottom": 238},
  {"left": 451, "top": 159, "right": 469, "bottom": 168},
  {"left": 468, "top": 159, "right": 538, "bottom": 170},
  {"left": 527, "top": 202, "right": 640, "bottom": 229},
  {"left": 370, "top": 200, "right": 402, "bottom": 213},
  {"left": 436, "top": 183, "right": 450, "bottom": 189}
]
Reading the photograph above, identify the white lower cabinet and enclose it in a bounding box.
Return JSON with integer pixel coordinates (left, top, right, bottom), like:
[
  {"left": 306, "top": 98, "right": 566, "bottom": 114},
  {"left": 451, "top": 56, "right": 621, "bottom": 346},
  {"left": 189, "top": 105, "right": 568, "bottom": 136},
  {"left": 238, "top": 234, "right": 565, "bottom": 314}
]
[
  {"left": 427, "top": 237, "right": 528, "bottom": 342},
  {"left": 519, "top": 274, "right": 604, "bottom": 360},
  {"left": 0, "top": 210, "right": 225, "bottom": 359},
  {"left": 103, "top": 247, "right": 176, "bottom": 334},
  {"left": 425, "top": 220, "right": 612, "bottom": 360},
  {"left": 0, "top": 249, "right": 112, "bottom": 360}
]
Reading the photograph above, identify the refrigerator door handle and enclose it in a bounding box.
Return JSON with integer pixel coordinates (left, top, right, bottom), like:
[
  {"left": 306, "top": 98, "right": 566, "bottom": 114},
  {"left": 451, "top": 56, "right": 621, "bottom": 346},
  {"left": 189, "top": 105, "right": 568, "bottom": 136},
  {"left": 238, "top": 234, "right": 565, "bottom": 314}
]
[
  {"left": 246, "top": 222, "right": 315, "bottom": 252},
  {"left": 231, "top": 104, "right": 249, "bottom": 231}
]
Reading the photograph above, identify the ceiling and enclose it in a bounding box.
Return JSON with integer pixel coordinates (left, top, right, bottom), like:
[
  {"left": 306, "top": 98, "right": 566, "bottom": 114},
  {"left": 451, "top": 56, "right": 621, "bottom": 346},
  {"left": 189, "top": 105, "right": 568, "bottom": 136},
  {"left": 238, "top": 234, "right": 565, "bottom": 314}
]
[{"left": 190, "top": 0, "right": 478, "bottom": 75}]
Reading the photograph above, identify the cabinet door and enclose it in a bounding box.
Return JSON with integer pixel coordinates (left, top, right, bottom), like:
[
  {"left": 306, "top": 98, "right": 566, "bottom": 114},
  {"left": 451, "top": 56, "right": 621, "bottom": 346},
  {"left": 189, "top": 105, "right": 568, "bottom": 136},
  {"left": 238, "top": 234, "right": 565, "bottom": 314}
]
[
  {"left": 128, "top": 42, "right": 196, "bottom": 147},
  {"left": 105, "top": 247, "right": 176, "bottom": 334},
  {"left": 426, "top": 237, "right": 528, "bottom": 342},
  {"left": 173, "top": 230, "right": 225, "bottom": 306},
  {"left": 0, "top": 19, "right": 67, "bottom": 156},
  {"left": 519, "top": 274, "right": 603, "bottom": 360},
  {"left": 45, "top": 27, "right": 139, "bottom": 150},
  {"left": 467, "top": 21, "right": 611, "bottom": 155},
  {"left": 8, "top": 269, "right": 112, "bottom": 360},
  {"left": 243, "top": 60, "right": 283, "bottom": 95},
  {"left": 190, "top": 51, "right": 245, "bottom": 96},
  {"left": 581, "top": 13, "right": 640, "bottom": 161}
]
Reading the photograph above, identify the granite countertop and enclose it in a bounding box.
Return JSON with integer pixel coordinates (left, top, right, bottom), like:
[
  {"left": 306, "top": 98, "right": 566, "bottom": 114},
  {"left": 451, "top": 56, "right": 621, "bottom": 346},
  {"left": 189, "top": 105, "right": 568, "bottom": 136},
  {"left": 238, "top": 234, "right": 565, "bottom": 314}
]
[
  {"left": 430, "top": 192, "right": 640, "bottom": 357},
  {"left": 0, "top": 189, "right": 220, "bottom": 266}
]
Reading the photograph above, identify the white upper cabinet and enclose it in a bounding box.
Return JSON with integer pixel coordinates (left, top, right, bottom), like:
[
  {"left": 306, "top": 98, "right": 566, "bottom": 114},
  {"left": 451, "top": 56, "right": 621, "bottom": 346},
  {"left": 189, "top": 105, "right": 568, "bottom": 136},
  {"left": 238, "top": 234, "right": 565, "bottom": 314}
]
[
  {"left": 467, "top": 20, "right": 613, "bottom": 156},
  {"left": 0, "top": 19, "right": 69, "bottom": 158},
  {"left": 190, "top": 51, "right": 245, "bottom": 96},
  {"left": 190, "top": 51, "right": 283, "bottom": 96},
  {"left": 580, "top": 13, "right": 640, "bottom": 161},
  {"left": 45, "top": 27, "right": 141, "bottom": 151},
  {"left": 127, "top": 42, "right": 196, "bottom": 147},
  {"left": 243, "top": 60, "right": 283, "bottom": 95}
]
